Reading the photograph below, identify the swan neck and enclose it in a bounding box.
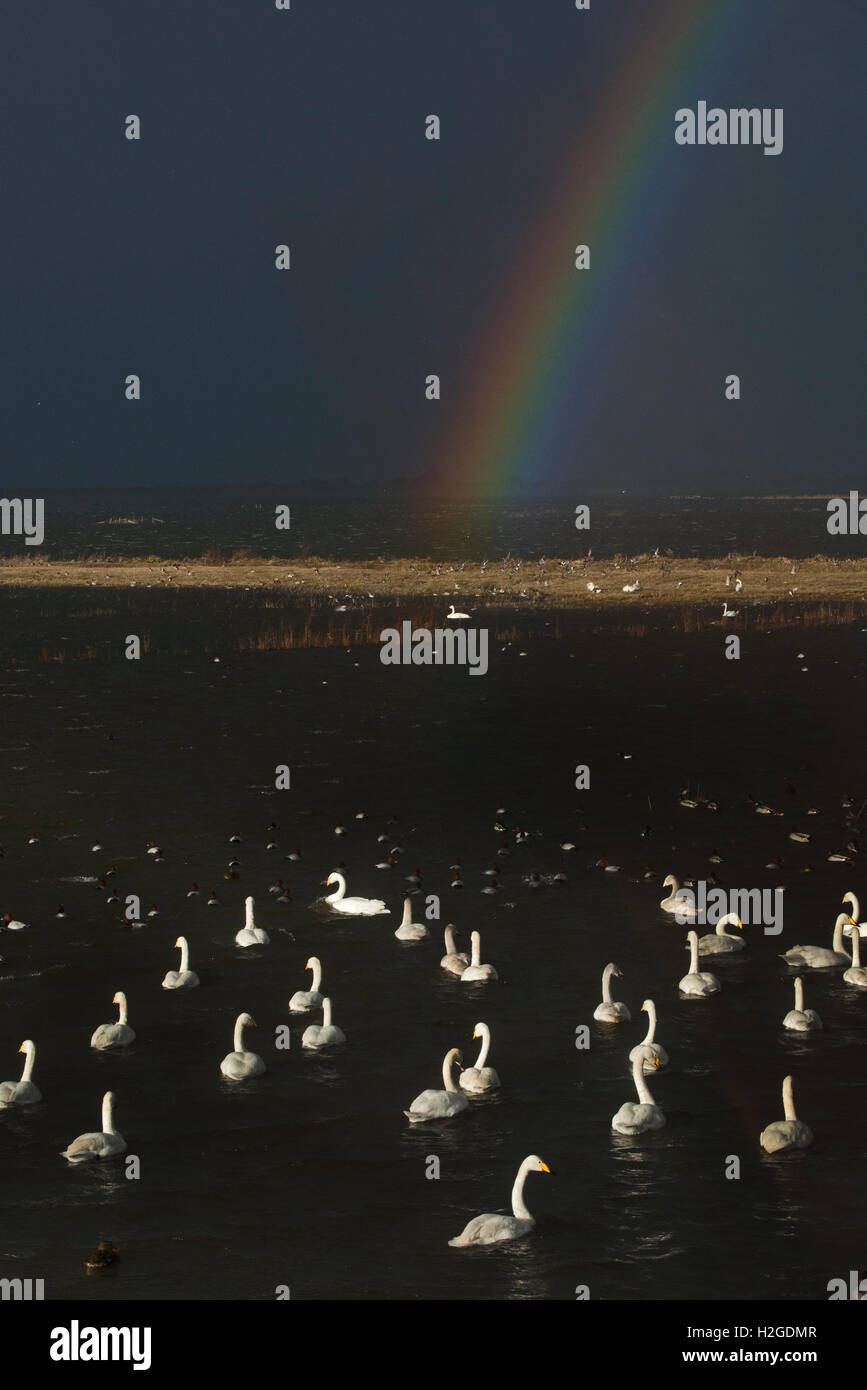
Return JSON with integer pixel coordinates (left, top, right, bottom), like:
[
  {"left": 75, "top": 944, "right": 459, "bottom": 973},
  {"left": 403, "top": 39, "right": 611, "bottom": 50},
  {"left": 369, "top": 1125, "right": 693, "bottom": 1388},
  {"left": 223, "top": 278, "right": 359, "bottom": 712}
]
[
  {"left": 322, "top": 998, "right": 332, "bottom": 1027},
  {"left": 102, "top": 1095, "right": 115, "bottom": 1134},
  {"left": 443, "top": 1051, "right": 459, "bottom": 1092},
  {"left": 852, "top": 931, "right": 862, "bottom": 968},
  {"left": 474, "top": 1027, "right": 490, "bottom": 1069},
  {"left": 782, "top": 1075, "right": 796, "bottom": 1122},
  {"left": 511, "top": 1160, "right": 533, "bottom": 1222},
  {"left": 602, "top": 964, "right": 615, "bottom": 1003},
  {"left": 633, "top": 1053, "right": 655, "bottom": 1106},
  {"left": 643, "top": 1002, "right": 657, "bottom": 1044},
  {"left": 116, "top": 995, "right": 128, "bottom": 1025},
  {"left": 233, "top": 1016, "right": 246, "bottom": 1052},
  {"left": 401, "top": 898, "right": 412, "bottom": 927},
  {"left": 310, "top": 958, "right": 322, "bottom": 991},
  {"left": 245, "top": 897, "right": 254, "bottom": 928},
  {"left": 689, "top": 936, "right": 699, "bottom": 973},
  {"left": 470, "top": 933, "right": 481, "bottom": 967},
  {"left": 329, "top": 874, "right": 345, "bottom": 900},
  {"left": 793, "top": 978, "right": 804, "bottom": 1012},
  {"left": 833, "top": 914, "right": 847, "bottom": 954},
  {"left": 20, "top": 1044, "right": 34, "bottom": 1083},
  {"left": 444, "top": 925, "right": 457, "bottom": 954},
  {"left": 178, "top": 938, "right": 190, "bottom": 972}
]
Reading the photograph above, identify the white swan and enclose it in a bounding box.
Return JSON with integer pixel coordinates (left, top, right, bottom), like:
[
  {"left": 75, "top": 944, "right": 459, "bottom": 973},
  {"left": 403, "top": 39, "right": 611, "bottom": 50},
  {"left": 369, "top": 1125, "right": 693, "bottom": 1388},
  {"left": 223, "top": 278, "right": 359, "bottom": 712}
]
[
  {"left": 289, "top": 956, "right": 323, "bottom": 1013},
  {"left": 440, "top": 925, "right": 469, "bottom": 975},
  {"left": 722, "top": 602, "right": 737, "bottom": 618},
  {"left": 324, "top": 871, "right": 389, "bottom": 916},
  {"left": 446, "top": 604, "right": 471, "bottom": 620},
  {"left": 760, "top": 1074, "right": 813, "bottom": 1153},
  {"left": 460, "top": 930, "right": 498, "bottom": 983},
  {"left": 782, "top": 976, "right": 822, "bottom": 1032},
  {"left": 629, "top": 1000, "right": 669, "bottom": 1071},
  {"left": 843, "top": 927, "right": 867, "bottom": 988},
  {"left": 593, "top": 963, "right": 631, "bottom": 1022},
  {"left": 220, "top": 1012, "right": 266, "bottom": 1078},
  {"left": 659, "top": 874, "right": 697, "bottom": 917},
  {"left": 235, "top": 896, "right": 270, "bottom": 946},
  {"left": 679, "top": 931, "right": 721, "bottom": 996},
  {"left": 611, "top": 1046, "right": 666, "bottom": 1134},
  {"left": 394, "top": 896, "right": 429, "bottom": 942},
  {"left": 302, "top": 997, "right": 346, "bottom": 1049},
  {"left": 448, "top": 1155, "right": 551, "bottom": 1247},
  {"left": 842, "top": 892, "right": 867, "bottom": 937},
  {"left": 60, "top": 1091, "right": 126, "bottom": 1163},
  {"left": 90, "top": 992, "right": 136, "bottom": 1049},
  {"left": 697, "top": 912, "right": 745, "bottom": 955},
  {"left": 162, "top": 936, "right": 199, "bottom": 989},
  {"left": 781, "top": 912, "right": 852, "bottom": 969},
  {"left": 459, "top": 1023, "right": 500, "bottom": 1093},
  {"left": 404, "top": 1047, "right": 468, "bottom": 1122},
  {"left": 0, "top": 1040, "right": 42, "bottom": 1106}
]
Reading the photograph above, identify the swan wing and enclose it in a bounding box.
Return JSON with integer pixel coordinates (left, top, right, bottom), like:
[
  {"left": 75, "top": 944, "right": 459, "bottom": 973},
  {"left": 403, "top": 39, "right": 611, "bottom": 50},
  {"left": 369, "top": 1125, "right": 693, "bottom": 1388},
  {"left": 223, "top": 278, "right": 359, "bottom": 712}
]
[{"left": 448, "top": 1214, "right": 530, "bottom": 1247}]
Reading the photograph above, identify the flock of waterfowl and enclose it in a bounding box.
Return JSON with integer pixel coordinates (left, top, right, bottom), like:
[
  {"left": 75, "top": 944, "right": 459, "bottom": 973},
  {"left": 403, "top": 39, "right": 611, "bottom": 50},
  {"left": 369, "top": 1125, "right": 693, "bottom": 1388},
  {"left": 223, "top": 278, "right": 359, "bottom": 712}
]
[{"left": 0, "top": 796, "right": 865, "bottom": 1253}]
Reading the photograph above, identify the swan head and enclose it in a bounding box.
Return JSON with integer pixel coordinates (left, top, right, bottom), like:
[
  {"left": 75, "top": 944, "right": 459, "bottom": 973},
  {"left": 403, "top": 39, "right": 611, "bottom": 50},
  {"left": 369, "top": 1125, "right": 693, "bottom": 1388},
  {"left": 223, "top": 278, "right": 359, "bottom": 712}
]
[
  {"left": 18, "top": 1040, "right": 34, "bottom": 1054},
  {"left": 526, "top": 1155, "right": 552, "bottom": 1174},
  {"left": 112, "top": 991, "right": 125, "bottom": 1006},
  {"left": 472, "top": 1023, "right": 488, "bottom": 1038},
  {"left": 306, "top": 956, "right": 319, "bottom": 971},
  {"left": 245, "top": 895, "right": 254, "bottom": 909},
  {"left": 238, "top": 1013, "right": 257, "bottom": 1028},
  {"left": 685, "top": 930, "right": 698, "bottom": 946},
  {"left": 637, "top": 1045, "right": 661, "bottom": 1068},
  {"left": 605, "top": 962, "right": 623, "bottom": 978}
]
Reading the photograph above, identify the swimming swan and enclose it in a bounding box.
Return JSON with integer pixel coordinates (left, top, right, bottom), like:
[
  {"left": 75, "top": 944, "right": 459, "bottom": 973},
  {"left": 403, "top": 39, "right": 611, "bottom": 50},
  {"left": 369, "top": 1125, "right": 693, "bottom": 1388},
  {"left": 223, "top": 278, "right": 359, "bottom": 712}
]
[
  {"left": 611, "top": 1047, "right": 666, "bottom": 1134},
  {"left": 843, "top": 927, "right": 867, "bottom": 988},
  {"left": 90, "top": 992, "right": 136, "bottom": 1049},
  {"left": 659, "top": 874, "right": 697, "bottom": 917},
  {"left": 302, "top": 997, "right": 346, "bottom": 1049},
  {"left": 235, "top": 896, "right": 270, "bottom": 946},
  {"left": 394, "top": 896, "right": 429, "bottom": 942},
  {"left": 440, "top": 925, "right": 469, "bottom": 975},
  {"left": 782, "top": 976, "right": 822, "bottom": 1031},
  {"left": 324, "top": 871, "right": 389, "bottom": 916},
  {"left": 61, "top": 1091, "right": 126, "bottom": 1163},
  {"left": 593, "top": 963, "right": 631, "bottom": 1022},
  {"left": 697, "top": 913, "right": 745, "bottom": 955},
  {"left": 679, "top": 931, "right": 721, "bottom": 996},
  {"left": 781, "top": 912, "right": 852, "bottom": 969},
  {"left": 404, "top": 1047, "right": 468, "bottom": 1122},
  {"left": 289, "top": 956, "right": 323, "bottom": 1013},
  {"left": 162, "top": 936, "right": 199, "bottom": 989},
  {"left": 461, "top": 930, "right": 498, "bottom": 983},
  {"left": 446, "top": 604, "right": 471, "bottom": 620},
  {"left": 220, "top": 1012, "right": 266, "bottom": 1078},
  {"left": 760, "top": 1074, "right": 813, "bottom": 1153},
  {"left": 0, "top": 1040, "right": 41, "bottom": 1106},
  {"left": 628, "top": 1000, "right": 669, "bottom": 1071},
  {"left": 448, "top": 1155, "right": 551, "bottom": 1247},
  {"left": 459, "top": 1023, "right": 500, "bottom": 1093}
]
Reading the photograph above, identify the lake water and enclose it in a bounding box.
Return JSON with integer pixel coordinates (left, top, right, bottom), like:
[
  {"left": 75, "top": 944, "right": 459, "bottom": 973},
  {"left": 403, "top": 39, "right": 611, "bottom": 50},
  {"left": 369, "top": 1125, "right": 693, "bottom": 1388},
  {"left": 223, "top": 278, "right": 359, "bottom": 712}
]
[{"left": 0, "top": 582, "right": 864, "bottom": 1300}]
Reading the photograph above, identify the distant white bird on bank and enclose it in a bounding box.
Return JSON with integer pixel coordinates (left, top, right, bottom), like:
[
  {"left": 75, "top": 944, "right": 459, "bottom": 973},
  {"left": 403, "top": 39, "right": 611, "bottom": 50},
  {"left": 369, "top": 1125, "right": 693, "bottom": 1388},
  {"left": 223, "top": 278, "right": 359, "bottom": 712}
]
[{"left": 622, "top": 581, "right": 641, "bottom": 593}]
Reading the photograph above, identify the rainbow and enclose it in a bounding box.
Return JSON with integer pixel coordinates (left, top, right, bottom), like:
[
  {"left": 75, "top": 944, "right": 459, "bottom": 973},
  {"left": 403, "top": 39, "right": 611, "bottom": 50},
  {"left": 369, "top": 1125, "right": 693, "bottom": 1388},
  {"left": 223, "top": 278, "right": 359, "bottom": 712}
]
[{"left": 428, "top": 0, "right": 749, "bottom": 499}]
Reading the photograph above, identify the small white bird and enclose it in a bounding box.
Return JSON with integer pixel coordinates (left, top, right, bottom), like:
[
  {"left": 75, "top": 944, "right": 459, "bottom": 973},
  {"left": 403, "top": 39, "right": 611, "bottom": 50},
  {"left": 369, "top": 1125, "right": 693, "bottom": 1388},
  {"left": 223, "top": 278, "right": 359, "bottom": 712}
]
[{"left": 446, "top": 604, "right": 471, "bottom": 620}]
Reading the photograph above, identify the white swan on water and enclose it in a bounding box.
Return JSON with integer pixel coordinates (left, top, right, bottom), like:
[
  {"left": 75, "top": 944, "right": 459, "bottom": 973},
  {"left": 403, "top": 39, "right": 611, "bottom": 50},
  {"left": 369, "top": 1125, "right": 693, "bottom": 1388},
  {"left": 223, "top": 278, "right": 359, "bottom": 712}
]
[
  {"left": 593, "top": 963, "right": 631, "bottom": 1022},
  {"left": 697, "top": 913, "right": 745, "bottom": 955},
  {"left": 220, "top": 1013, "right": 266, "bottom": 1078},
  {"left": 782, "top": 977, "right": 822, "bottom": 1032},
  {"left": 394, "top": 897, "right": 429, "bottom": 942},
  {"left": 459, "top": 1023, "right": 500, "bottom": 1093},
  {"left": 404, "top": 1047, "right": 468, "bottom": 1122},
  {"left": 611, "top": 1046, "right": 666, "bottom": 1135},
  {"left": 289, "top": 957, "right": 323, "bottom": 1013},
  {"left": 679, "top": 931, "right": 720, "bottom": 996},
  {"left": 843, "top": 927, "right": 867, "bottom": 988},
  {"left": 440, "top": 925, "right": 469, "bottom": 975},
  {"left": 235, "top": 896, "right": 270, "bottom": 946},
  {"left": 446, "top": 604, "right": 471, "bottom": 620},
  {"left": 842, "top": 892, "right": 867, "bottom": 937},
  {"left": 162, "top": 936, "right": 199, "bottom": 989},
  {"left": 302, "top": 997, "right": 346, "bottom": 1049},
  {"left": 0, "top": 1040, "right": 41, "bottom": 1106},
  {"left": 448, "top": 1155, "right": 551, "bottom": 1247},
  {"left": 659, "top": 874, "right": 697, "bottom": 917},
  {"left": 61, "top": 1091, "right": 126, "bottom": 1163},
  {"left": 760, "top": 1075, "right": 813, "bottom": 1153},
  {"left": 90, "top": 992, "right": 135, "bottom": 1049},
  {"left": 460, "top": 930, "right": 498, "bottom": 983},
  {"left": 324, "top": 871, "right": 389, "bottom": 916},
  {"left": 781, "top": 912, "right": 852, "bottom": 969},
  {"left": 629, "top": 1000, "right": 669, "bottom": 1071}
]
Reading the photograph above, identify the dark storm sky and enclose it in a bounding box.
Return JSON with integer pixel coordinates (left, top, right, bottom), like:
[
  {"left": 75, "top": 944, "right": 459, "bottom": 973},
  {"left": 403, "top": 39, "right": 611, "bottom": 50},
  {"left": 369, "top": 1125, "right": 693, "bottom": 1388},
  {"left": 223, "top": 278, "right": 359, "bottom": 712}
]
[{"left": 0, "top": 0, "right": 863, "bottom": 494}]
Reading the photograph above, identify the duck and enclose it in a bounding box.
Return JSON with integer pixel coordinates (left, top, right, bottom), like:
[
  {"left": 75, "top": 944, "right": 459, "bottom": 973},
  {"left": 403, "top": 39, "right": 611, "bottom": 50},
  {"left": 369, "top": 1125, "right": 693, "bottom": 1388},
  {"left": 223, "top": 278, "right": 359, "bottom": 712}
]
[
  {"left": 61, "top": 1092, "right": 126, "bottom": 1163},
  {"left": 0, "top": 1040, "right": 41, "bottom": 1106},
  {"left": 324, "top": 872, "right": 389, "bottom": 916},
  {"left": 440, "top": 925, "right": 469, "bottom": 975},
  {"left": 394, "top": 896, "right": 429, "bottom": 942},
  {"left": 220, "top": 1013, "right": 265, "bottom": 1078},
  {"left": 1, "top": 912, "right": 28, "bottom": 931},
  {"left": 593, "top": 963, "right": 631, "bottom": 1022},
  {"left": 461, "top": 930, "right": 498, "bottom": 982},
  {"left": 301, "top": 998, "right": 346, "bottom": 1049},
  {"left": 90, "top": 992, "right": 136, "bottom": 1049},
  {"left": 679, "top": 931, "right": 721, "bottom": 996},
  {"left": 83, "top": 1241, "right": 119, "bottom": 1273},
  {"left": 235, "top": 896, "right": 270, "bottom": 946},
  {"left": 289, "top": 957, "right": 323, "bottom": 1013},
  {"left": 760, "top": 1075, "right": 812, "bottom": 1153},
  {"left": 448, "top": 1156, "right": 551, "bottom": 1247},
  {"left": 404, "top": 1048, "right": 468, "bottom": 1122}
]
